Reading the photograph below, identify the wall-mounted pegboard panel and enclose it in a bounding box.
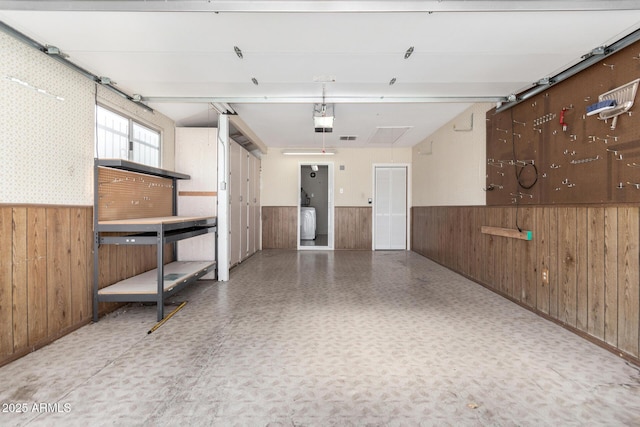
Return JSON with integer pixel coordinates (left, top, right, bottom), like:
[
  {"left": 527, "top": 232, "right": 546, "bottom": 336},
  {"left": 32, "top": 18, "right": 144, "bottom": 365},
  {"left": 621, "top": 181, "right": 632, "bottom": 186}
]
[
  {"left": 487, "top": 39, "right": 640, "bottom": 205},
  {"left": 97, "top": 167, "right": 174, "bottom": 221},
  {"left": 486, "top": 98, "right": 542, "bottom": 205}
]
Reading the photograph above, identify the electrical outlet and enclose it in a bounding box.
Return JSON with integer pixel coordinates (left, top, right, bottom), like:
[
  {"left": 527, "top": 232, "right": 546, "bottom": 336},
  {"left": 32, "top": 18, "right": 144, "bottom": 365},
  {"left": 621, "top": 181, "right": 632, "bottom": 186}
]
[{"left": 542, "top": 268, "right": 549, "bottom": 284}]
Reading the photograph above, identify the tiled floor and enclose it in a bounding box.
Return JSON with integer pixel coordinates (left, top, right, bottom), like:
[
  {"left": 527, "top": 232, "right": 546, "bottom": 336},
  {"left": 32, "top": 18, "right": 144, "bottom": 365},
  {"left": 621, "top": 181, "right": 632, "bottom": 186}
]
[
  {"left": 300, "top": 234, "right": 328, "bottom": 247},
  {"left": 1, "top": 250, "right": 640, "bottom": 426}
]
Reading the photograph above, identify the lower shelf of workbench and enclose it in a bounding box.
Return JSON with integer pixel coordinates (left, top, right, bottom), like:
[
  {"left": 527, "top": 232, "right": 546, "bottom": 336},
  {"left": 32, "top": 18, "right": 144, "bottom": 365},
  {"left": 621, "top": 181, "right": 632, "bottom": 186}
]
[{"left": 97, "top": 261, "right": 215, "bottom": 301}]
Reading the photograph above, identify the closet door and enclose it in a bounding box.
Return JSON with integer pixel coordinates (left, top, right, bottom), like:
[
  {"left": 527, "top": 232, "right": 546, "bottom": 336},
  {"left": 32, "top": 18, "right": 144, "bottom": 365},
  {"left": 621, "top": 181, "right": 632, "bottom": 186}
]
[
  {"left": 254, "top": 157, "right": 261, "bottom": 251},
  {"left": 248, "top": 154, "right": 261, "bottom": 255},
  {"left": 229, "top": 141, "right": 242, "bottom": 267},
  {"left": 374, "top": 166, "right": 407, "bottom": 250},
  {"left": 241, "top": 151, "right": 250, "bottom": 260}
]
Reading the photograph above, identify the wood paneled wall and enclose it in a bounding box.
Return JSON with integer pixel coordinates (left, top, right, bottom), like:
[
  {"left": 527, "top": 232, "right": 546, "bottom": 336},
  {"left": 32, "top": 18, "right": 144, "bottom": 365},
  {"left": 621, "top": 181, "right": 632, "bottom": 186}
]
[
  {"left": 0, "top": 206, "right": 91, "bottom": 367},
  {"left": 335, "top": 207, "right": 372, "bottom": 250},
  {"left": 412, "top": 205, "right": 640, "bottom": 362},
  {"left": 0, "top": 204, "right": 175, "bottom": 367},
  {"left": 261, "top": 206, "right": 373, "bottom": 250},
  {"left": 95, "top": 236, "right": 174, "bottom": 317},
  {"left": 262, "top": 207, "right": 297, "bottom": 249}
]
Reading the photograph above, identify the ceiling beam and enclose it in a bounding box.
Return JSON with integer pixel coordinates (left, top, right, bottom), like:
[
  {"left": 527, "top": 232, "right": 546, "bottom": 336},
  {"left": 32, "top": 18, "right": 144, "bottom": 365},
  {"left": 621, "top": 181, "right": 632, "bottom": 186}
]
[
  {"left": 1, "top": 1, "right": 639, "bottom": 12},
  {"left": 143, "top": 96, "right": 506, "bottom": 104}
]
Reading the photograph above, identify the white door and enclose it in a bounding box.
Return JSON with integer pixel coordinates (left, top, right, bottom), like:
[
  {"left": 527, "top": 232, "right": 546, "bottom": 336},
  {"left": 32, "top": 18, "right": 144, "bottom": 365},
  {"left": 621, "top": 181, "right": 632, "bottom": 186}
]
[
  {"left": 248, "top": 154, "right": 256, "bottom": 256},
  {"left": 251, "top": 155, "right": 261, "bottom": 254},
  {"left": 241, "top": 151, "right": 250, "bottom": 260},
  {"left": 229, "top": 140, "right": 241, "bottom": 266},
  {"left": 374, "top": 166, "right": 407, "bottom": 250}
]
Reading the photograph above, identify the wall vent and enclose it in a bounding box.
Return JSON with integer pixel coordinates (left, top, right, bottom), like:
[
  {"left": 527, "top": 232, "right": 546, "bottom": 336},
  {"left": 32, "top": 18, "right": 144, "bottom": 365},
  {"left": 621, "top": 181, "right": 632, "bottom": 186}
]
[{"left": 339, "top": 135, "right": 357, "bottom": 141}]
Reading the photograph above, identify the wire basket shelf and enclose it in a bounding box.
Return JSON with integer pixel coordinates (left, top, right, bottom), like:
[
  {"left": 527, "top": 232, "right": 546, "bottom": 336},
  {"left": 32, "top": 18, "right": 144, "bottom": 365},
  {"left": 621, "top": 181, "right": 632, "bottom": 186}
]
[{"left": 598, "top": 78, "right": 640, "bottom": 129}]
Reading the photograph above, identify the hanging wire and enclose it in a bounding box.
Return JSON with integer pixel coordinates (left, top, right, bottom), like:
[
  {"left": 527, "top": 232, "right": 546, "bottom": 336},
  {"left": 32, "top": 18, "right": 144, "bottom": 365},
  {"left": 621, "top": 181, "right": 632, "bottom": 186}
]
[
  {"left": 321, "top": 83, "right": 327, "bottom": 153},
  {"left": 94, "top": 83, "right": 99, "bottom": 160},
  {"left": 322, "top": 126, "right": 326, "bottom": 153}
]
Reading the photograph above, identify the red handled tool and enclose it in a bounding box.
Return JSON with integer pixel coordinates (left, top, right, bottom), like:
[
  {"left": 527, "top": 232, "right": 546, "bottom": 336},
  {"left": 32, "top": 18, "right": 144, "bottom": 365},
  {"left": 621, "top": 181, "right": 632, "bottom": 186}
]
[{"left": 560, "top": 108, "right": 568, "bottom": 132}]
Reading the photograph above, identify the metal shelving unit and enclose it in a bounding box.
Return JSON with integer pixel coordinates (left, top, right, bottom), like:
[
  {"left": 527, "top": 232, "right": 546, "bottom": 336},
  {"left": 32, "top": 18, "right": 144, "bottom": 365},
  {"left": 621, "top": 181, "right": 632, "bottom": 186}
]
[{"left": 92, "top": 159, "right": 217, "bottom": 322}]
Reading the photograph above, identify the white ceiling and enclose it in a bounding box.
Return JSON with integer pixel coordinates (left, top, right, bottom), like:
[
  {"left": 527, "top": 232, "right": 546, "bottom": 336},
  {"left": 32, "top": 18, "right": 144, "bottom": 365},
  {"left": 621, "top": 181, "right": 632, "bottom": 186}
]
[{"left": 2, "top": 1, "right": 640, "bottom": 150}]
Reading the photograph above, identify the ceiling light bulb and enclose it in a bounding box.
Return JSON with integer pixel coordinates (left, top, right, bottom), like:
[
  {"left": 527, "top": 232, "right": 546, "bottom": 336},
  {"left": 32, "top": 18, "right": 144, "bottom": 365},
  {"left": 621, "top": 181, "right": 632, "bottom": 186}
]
[{"left": 314, "top": 116, "right": 334, "bottom": 128}]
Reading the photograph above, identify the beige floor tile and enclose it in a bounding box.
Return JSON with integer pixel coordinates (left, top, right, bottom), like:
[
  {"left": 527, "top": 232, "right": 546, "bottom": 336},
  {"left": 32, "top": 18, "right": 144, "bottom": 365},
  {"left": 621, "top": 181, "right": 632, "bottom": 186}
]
[{"left": 0, "top": 250, "right": 639, "bottom": 426}]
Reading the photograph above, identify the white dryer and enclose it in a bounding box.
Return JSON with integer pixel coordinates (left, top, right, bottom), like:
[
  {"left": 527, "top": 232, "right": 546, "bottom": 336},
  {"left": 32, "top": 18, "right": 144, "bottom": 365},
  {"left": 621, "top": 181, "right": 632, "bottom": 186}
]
[{"left": 300, "top": 207, "right": 316, "bottom": 240}]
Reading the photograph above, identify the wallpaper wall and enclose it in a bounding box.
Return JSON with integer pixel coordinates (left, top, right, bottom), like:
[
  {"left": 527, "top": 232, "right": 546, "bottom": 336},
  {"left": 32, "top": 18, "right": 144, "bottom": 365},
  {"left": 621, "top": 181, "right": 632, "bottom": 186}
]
[
  {"left": 0, "top": 31, "right": 95, "bottom": 205},
  {"left": 0, "top": 30, "right": 177, "bottom": 205}
]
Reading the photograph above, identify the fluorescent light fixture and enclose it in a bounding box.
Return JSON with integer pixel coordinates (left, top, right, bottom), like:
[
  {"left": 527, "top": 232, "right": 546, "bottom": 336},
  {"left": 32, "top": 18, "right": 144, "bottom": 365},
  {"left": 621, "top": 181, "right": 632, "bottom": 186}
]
[{"left": 282, "top": 149, "right": 336, "bottom": 156}]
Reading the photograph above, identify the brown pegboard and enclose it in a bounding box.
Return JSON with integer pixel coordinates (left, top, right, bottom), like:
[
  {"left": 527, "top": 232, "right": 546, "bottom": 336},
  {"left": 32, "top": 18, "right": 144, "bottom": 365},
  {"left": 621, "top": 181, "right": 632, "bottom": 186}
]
[
  {"left": 97, "top": 167, "right": 173, "bottom": 221},
  {"left": 485, "top": 100, "right": 542, "bottom": 205},
  {"left": 487, "top": 39, "right": 640, "bottom": 205}
]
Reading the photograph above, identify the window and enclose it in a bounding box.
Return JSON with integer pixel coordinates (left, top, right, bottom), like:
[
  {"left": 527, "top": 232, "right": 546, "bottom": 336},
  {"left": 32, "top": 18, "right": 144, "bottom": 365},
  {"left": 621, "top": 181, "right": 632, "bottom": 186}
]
[{"left": 95, "top": 105, "right": 160, "bottom": 167}]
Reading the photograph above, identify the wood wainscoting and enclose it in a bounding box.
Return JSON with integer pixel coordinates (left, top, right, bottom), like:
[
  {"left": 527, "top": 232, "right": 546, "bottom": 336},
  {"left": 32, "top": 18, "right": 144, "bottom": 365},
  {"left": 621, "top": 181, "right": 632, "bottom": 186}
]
[
  {"left": 336, "top": 207, "right": 372, "bottom": 250},
  {"left": 262, "top": 206, "right": 297, "bottom": 249},
  {"left": 0, "top": 205, "right": 174, "bottom": 367},
  {"left": 0, "top": 205, "right": 92, "bottom": 367},
  {"left": 261, "top": 206, "right": 373, "bottom": 250},
  {"left": 411, "top": 205, "right": 640, "bottom": 363}
]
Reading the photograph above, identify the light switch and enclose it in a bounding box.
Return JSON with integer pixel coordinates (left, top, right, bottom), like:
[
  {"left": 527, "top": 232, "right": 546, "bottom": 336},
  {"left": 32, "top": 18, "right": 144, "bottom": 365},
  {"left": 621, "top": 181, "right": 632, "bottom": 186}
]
[{"left": 339, "top": 188, "right": 344, "bottom": 194}]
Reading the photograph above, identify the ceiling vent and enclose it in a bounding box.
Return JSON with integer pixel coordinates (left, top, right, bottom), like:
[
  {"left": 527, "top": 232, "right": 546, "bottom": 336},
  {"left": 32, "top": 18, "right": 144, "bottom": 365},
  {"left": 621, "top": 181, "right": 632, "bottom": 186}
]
[
  {"left": 339, "top": 135, "right": 357, "bottom": 141},
  {"left": 367, "top": 126, "right": 412, "bottom": 144}
]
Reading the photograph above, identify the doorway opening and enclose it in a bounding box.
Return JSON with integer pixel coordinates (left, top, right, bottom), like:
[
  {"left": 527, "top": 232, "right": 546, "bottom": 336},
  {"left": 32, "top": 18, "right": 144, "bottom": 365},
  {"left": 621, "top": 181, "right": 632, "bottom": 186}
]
[{"left": 298, "top": 162, "right": 334, "bottom": 250}]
